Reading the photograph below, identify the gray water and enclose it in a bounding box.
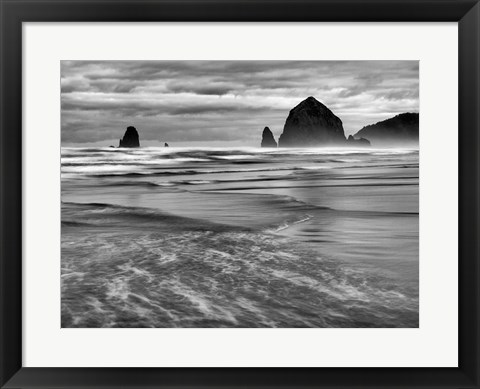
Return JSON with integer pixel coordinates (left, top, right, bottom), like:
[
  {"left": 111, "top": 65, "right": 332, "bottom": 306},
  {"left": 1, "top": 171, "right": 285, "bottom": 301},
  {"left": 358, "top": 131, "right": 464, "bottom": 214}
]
[{"left": 61, "top": 147, "right": 419, "bottom": 328}]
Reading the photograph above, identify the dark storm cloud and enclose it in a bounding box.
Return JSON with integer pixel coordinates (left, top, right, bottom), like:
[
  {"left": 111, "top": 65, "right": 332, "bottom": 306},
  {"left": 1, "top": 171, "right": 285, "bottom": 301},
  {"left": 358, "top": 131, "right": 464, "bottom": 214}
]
[{"left": 61, "top": 61, "right": 419, "bottom": 146}]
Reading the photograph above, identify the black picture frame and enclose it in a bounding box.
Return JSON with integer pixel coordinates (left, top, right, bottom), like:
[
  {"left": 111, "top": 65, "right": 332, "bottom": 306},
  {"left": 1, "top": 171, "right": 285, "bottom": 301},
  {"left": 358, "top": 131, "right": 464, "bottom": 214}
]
[{"left": 1, "top": 0, "right": 479, "bottom": 388}]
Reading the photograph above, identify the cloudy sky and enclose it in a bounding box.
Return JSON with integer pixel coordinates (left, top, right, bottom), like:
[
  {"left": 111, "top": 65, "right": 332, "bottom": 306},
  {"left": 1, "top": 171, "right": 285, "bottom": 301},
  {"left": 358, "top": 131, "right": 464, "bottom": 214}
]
[{"left": 61, "top": 61, "right": 419, "bottom": 147}]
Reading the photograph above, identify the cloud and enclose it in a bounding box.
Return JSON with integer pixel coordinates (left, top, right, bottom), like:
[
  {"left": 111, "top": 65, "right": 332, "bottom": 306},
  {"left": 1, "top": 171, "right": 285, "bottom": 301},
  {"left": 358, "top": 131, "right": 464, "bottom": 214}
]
[{"left": 61, "top": 60, "right": 419, "bottom": 145}]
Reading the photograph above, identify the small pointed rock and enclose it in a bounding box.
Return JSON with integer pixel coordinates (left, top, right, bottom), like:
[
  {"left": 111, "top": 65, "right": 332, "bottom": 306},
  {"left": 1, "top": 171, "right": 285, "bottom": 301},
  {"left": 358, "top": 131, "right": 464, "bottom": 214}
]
[{"left": 261, "top": 127, "right": 277, "bottom": 148}]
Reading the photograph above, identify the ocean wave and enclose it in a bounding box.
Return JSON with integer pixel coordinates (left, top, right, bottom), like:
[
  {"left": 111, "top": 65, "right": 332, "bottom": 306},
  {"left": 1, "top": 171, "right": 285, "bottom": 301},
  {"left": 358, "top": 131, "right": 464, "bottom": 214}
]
[
  {"left": 61, "top": 147, "right": 418, "bottom": 183},
  {"left": 61, "top": 147, "right": 418, "bottom": 163},
  {"left": 272, "top": 214, "right": 313, "bottom": 232},
  {"left": 82, "top": 170, "right": 199, "bottom": 177},
  {"left": 77, "top": 167, "right": 302, "bottom": 177},
  {"left": 61, "top": 201, "right": 253, "bottom": 233},
  {"left": 99, "top": 181, "right": 175, "bottom": 188},
  {"left": 179, "top": 180, "right": 216, "bottom": 185}
]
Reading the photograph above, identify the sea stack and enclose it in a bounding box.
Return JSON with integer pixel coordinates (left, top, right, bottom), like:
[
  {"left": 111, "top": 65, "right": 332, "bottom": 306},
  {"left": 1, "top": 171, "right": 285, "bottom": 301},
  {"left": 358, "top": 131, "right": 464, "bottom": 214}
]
[
  {"left": 261, "top": 127, "right": 277, "bottom": 148},
  {"left": 278, "top": 97, "right": 346, "bottom": 147},
  {"left": 354, "top": 113, "right": 419, "bottom": 146},
  {"left": 347, "top": 135, "right": 371, "bottom": 146},
  {"left": 119, "top": 126, "right": 140, "bottom": 148}
]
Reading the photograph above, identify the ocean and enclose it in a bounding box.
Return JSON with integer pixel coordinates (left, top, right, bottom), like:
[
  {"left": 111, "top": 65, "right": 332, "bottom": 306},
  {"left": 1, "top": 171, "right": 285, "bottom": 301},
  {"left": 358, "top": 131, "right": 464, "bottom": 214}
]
[{"left": 61, "top": 147, "right": 419, "bottom": 328}]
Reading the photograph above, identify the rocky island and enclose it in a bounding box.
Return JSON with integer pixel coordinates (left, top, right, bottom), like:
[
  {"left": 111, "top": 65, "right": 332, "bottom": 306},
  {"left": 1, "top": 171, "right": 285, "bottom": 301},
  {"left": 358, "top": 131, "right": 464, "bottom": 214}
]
[
  {"left": 258, "top": 97, "right": 418, "bottom": 148},
  {"left": 354, "top": 113, "right": 419, "bottom": 146},
  {"left": 119, "top": 126, "right": 140, "bottom": 148},
  {"left": 261, "top": 127, "right": 277, "bottom": 148},
  {"left": 278, "top": 97, "right": 347, "bottom": 147},
  {"left": 347, "top": 135, "right": 371, "bottom": 146}
]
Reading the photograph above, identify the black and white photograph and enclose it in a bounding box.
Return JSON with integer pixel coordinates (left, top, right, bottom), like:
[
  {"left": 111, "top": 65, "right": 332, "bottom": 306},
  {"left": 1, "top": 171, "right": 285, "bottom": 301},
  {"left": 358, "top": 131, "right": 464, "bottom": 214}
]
[{"left": 61, "top": 60, "right": 419, "bottom": 328}]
